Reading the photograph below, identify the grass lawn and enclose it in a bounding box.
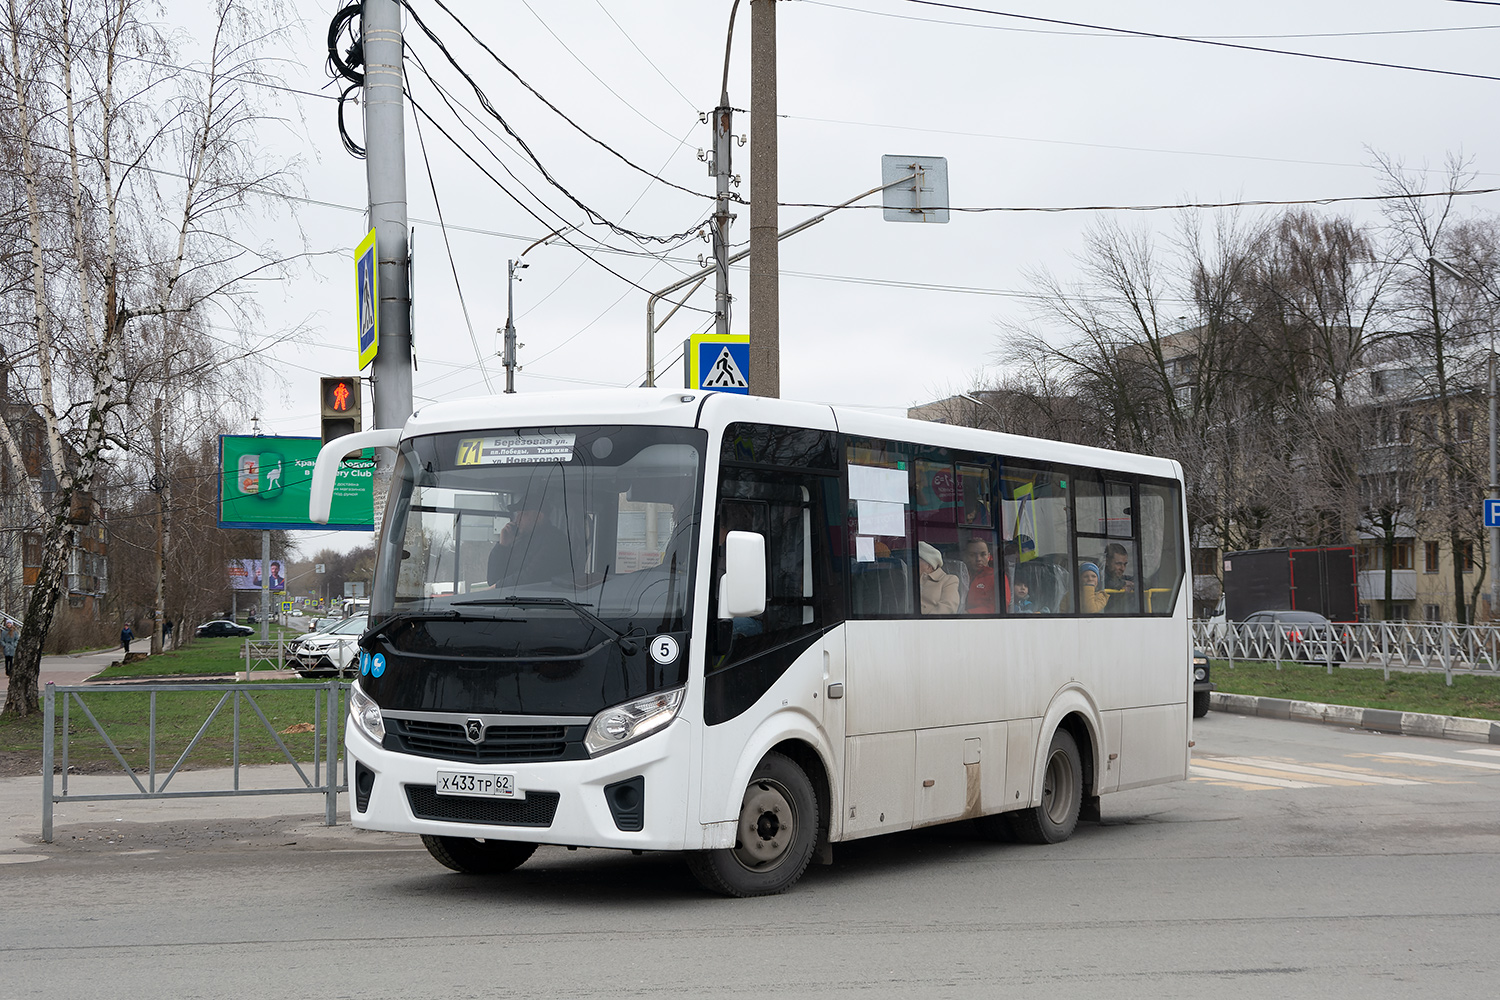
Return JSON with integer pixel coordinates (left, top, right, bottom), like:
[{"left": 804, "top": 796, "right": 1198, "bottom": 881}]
[
  {"left": 95, "top": 630, "right": 304, "bottom": 679},
  {"left": 0, "top": 680, "right": 344, "bottom": 777},
  {"left": 1212, "top": 660, "right": 1500, "bottom": 721}
]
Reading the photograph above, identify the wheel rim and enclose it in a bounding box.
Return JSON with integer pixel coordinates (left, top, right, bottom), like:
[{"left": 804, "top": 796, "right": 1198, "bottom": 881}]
[
  {"left": 732, "top": 778, "right": 798, "bottom": 873},
  {"left": 1040, "top": 747, "right": 1077, "bottom": 826}
]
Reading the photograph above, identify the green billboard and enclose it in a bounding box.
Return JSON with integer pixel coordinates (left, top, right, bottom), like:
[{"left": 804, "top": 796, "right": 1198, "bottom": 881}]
[{"left": 218, "top": 435, "right": 374, "bottom": 531}]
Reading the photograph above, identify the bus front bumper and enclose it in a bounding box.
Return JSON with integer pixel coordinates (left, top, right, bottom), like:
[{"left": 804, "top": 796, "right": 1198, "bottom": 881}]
[{"left": 345, "top": 718, "right": 694, "bottom": 852}]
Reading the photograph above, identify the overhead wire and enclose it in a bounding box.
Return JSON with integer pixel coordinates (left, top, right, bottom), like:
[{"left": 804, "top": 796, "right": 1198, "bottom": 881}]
[
  {"left": 397, "top": 0, "right": 721, "bottom": 247},
  {"left": 896, "top": 1, "right": 1500, "bottom": 82},
  {"left": 517, "top": 0, "right": 690, "bottom": 142},
  {"left": 410, "top": 92, "right": 495, "bottom": 392},
  {"left": 809, "top": 1, "right": 1500, "bottom": 40}
]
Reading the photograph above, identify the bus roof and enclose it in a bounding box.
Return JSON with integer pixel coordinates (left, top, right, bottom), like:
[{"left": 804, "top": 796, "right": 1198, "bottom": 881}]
[{"left": 401, "top": 389, "right": 1181, "bottom": 482}]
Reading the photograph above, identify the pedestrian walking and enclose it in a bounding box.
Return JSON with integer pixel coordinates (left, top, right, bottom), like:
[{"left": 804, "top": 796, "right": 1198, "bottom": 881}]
[
  {"left": 163, "top": 620, "right": 173, "bottom": 646},
  {"left": 121, "top": 623, "right": 133, "bottom": 655},
  {"left": 1, "top": 623, "right": 17, "bottom": 677}
]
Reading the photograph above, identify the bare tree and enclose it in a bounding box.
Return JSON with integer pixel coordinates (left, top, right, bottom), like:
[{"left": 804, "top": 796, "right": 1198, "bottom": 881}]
[{"left": 0, "top": 0, "right": 295, "bottom": 718}]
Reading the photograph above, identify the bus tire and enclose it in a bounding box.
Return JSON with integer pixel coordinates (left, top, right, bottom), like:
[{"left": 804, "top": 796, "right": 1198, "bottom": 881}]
[
  {"left": 686, "top": 751, "right": 819, "bottom": 897},
  {"left": 1192, "top": 690, "right": 1210, "bottom": 718},
  {"left": 420, "top": 835, "right": 537, "bottom": 875},
  {"left": 1010, "top": 729, "right": 1082, "bottom": 845}
]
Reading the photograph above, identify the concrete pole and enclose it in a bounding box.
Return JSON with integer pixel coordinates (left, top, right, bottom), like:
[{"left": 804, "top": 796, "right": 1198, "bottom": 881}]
[
  {"left": 713, "top": 105, "right": 734, "bottom": 338},
  {"left": 748, "top": 0, "right": 779, "bottom": 398},
  {"left": 363, "top": 0, "right": 412, "bottom": 430},
  {"left": 503, "top": 261, "right": 519, "bottom": 393},
  {"left": 151, "top": 398, "right": 164, "bottom": 656}
]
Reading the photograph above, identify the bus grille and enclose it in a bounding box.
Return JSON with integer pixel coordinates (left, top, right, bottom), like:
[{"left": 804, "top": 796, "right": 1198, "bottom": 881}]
[
  {"left": 385, "top": 718, "right": 585, "bottom": 763},
  {"left": 406, "top": 785, "right": 561, "bottom": 827}
]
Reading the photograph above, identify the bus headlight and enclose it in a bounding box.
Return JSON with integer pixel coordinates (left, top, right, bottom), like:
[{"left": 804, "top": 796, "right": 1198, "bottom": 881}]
[
  {"left": 585, "top": 687, "right": 684, "bottom": 756},
  {"left": 349, "top": 681, "right": 386, "bottom": 744}
]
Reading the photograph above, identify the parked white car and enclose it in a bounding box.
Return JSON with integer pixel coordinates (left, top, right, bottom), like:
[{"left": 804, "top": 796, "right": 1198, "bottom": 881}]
[{"left": 291, "top": 614, "right": 368, "bottom": 677}]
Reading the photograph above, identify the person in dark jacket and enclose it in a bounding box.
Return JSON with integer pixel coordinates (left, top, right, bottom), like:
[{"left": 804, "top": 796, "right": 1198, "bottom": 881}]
[
  {"left": 121, "top": 624, "right": 134, "bottom": 655},
  {"left": 487, "top": 497, "right": 573, "bottom": 587}
]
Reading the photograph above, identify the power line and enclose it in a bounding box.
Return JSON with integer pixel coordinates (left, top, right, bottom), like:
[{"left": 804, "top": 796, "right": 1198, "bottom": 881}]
[
  {"left": 411, "top": 98, "right": 494, "bottom": 391},
  {"left": 897, "top": 0, "right": 1500, "bottom": 82},
  {"left": 811, "top": 1, "right": 1500, "bottom": 41},
  {"left": 592, "top": 0, "right": 701, "bottom": 110},
  {"left": 779, "top": 185, "right": 1500, "bottom": 214},
  {"left": 398, "top": 0, "right": 722, "bottom": 226}
]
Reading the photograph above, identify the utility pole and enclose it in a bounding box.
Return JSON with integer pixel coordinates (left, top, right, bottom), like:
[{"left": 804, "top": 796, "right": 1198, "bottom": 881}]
[
  {"left": 748, "top": 0, "right": 779, "bottom": 397},
  {"left": 363, "top": 0, "right": 412, "bottom": 430},
  {"left": 503, "top": 259, "right": 527, "bottom": 393},
  {"left": 711, "top": 21, "right": 738, "bottom": 339}
]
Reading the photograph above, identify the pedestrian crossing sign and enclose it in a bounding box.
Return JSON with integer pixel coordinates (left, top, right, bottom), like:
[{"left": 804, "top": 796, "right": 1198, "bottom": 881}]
[
  {"left": 355, "top": 228, "right": 378, "bottom": 371},
  {"left": 690, "top": 333, "right": 750, "bottom": 394}
]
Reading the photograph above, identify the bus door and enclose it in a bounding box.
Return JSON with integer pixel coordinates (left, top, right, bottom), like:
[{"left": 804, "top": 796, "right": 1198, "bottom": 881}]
[{"left": 698, "top": 465, "right": 845, "bottom": 824}]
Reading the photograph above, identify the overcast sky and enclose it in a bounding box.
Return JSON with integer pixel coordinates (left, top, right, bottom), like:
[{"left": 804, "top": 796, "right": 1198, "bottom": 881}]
[{"left": 202, "top": 0, "right": 1500, "bottom": 554}]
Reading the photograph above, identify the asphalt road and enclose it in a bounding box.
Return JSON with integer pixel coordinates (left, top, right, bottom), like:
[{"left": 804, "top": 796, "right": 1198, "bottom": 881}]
[{"left": 3, "top": 711, "right": 1498, "bottom": 999}]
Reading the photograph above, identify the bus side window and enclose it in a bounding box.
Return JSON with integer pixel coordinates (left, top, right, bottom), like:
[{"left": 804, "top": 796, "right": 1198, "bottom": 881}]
[
  {"left": 1002, "top": 462, "right": 1072, "bottom": 615},
  {"left": 1138, "top": 480, "right": 1185, "bottom": 614}
]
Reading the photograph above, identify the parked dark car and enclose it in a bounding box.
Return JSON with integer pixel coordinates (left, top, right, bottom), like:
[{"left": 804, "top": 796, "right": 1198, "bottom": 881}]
[
  {"left": 196, "top": 619, "right": 254, "bottom": 638},
  {"left": 1241, "top": 609, "right": 1346, "bottom": 663},
  {"left": 1192, "top": 648, "right": 1213, "bottom": 718}
]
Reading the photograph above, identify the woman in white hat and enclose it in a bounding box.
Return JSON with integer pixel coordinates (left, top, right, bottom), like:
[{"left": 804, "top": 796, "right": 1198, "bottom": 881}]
[{"left": 917, "top": 541, "right": 960, "bottom": 615}]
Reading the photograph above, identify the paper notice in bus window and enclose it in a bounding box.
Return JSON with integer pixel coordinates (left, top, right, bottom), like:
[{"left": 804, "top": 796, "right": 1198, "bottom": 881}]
[
  {"left": 856, "top": 535, "right": 876, "bottom": 562},
  {"left": 857, "top": 500, "right": 906, "bottom": 536},
  {"left": 848, "top": 465, "right": 909, "bottom": 504},
  {"left": 456, "top": 433, "right": 576, "bottom": 466}
]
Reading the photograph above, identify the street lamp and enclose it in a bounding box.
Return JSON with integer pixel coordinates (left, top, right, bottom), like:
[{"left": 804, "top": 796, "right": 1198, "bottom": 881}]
[
  {"left": 958, "top": 392, "right": 1003, "bottom": 429},
  {"left": 1430, "top": 256, "right": 1499, "bottom": 621}
]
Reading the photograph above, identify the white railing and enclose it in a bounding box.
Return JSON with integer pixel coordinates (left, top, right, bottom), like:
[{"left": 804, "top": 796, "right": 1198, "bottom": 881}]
[{"left": 1192, "top": 620, "right": 1500, "bottom": 686}]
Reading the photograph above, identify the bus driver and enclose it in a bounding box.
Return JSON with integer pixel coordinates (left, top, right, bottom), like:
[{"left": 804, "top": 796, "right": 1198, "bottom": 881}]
[{"left": 487, "top": 495, "right": 572, "bottom": 587}]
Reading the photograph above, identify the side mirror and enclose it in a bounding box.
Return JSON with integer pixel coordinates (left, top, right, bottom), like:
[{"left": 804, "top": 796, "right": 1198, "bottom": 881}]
[{"left": 718, "top": 530, "right": 766, "bottom": 619}]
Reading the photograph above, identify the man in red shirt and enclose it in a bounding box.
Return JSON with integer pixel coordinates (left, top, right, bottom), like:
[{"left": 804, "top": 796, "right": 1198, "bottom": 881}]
[{"left": 963, "top": 537, "right": 1006, "bottom": 614}]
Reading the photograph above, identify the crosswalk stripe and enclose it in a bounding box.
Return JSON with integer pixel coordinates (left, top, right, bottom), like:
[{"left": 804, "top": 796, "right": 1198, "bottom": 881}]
[
  {"left": 1210, "top": 756, "right": 1423, "bottom": 786},
  {"left": 1377, "top": 751, "right": 1500, "bottom": 771},
  {"left": 1189, "top": 765, "right": 1318, "bottom": 789},
  {"left": 1460, "top": 748, "right": 1500, "bottom": 758}
]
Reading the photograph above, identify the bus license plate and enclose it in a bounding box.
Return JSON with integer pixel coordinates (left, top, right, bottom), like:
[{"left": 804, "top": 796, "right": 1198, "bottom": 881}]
[{"left": 435, "top": 771, "right": 522, "bottom": 799}]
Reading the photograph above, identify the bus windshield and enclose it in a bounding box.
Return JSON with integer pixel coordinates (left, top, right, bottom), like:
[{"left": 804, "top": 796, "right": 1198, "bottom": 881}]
[{"left": 373, "top": 425, "right": 705, "bottom": 637}]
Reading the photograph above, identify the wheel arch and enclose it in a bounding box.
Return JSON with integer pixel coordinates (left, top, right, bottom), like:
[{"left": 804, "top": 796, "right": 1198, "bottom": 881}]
[
  {"left": 1032, "top": 685, "right": 1104, "bottom": 806},
  {"left": 720, "top": 711, "right": 838, "bottom": 848}
]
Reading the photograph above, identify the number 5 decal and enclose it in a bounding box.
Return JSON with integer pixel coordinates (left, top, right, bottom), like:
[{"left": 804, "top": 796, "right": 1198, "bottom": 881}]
[{"left": 649, "top": 635, "right": 679, "bottom": 665}]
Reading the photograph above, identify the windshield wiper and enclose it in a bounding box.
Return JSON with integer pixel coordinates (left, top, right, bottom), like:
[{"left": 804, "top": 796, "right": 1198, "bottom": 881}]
[
  {"left": 455, "top": 597, "right": 639, "bottom": 655},
  {"left": 366, "top": 607, "right": 524, "bottom": 640}
]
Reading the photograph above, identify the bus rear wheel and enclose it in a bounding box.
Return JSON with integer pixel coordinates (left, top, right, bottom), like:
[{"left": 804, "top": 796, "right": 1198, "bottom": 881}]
[
  {"left": 1009, "top": 729, "right": 1083, "bottom": 845},
  {"left": 421, "top": 835, "right": 537, "bottom": 874},
  {"left": 686, "top": 751, "right": 819, "bottom": 897}
]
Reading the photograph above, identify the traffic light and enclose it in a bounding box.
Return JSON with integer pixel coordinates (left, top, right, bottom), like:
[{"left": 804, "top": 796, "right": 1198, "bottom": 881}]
[{"left": 320, "top": 376, "right": 361, "bottom": 445}]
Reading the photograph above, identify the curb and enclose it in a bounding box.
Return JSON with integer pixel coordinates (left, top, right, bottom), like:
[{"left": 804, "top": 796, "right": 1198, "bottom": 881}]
[{"left": 1210, "top": 692, "right": 1500, "bottom": 745}]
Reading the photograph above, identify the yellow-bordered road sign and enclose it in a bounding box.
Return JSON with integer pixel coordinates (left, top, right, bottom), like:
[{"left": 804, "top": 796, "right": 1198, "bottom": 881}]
[
  {"left": 690, "top": 333, "right": 750, "bottom": 394},
  {"left": 356, "top": 229, "right": 378, "bottom": 370}
]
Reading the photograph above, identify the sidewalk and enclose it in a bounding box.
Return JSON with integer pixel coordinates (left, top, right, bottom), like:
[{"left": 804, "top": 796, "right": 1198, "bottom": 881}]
[{"left": 1209, "top": 691, "right": 1500, "bottom": 743}]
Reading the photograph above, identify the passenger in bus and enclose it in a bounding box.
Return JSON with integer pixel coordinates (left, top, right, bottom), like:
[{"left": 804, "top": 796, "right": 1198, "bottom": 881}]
[
  {"left": 917, "top": 541, "right": 960, "bottom": 614},
  {"left": 1011, "top": 579, "right": 1048, "bottom": 613},
  {"left": 1103, "top": 541, "right": 1137, "bottom": 610},
  {"left": 487, "top": 496, "right": 573, "bottom": 587},
  {"left": 962, "top": 537, "right": 1003, "bottom": 614},
  {"left": 1079, "top": 561, "right": 1108, "bottom": 613}
]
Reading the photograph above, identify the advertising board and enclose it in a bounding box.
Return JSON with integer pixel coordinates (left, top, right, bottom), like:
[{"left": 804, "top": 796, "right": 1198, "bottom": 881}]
[{"left": 218, "top": 435, "right": 374, "bottom": 531}]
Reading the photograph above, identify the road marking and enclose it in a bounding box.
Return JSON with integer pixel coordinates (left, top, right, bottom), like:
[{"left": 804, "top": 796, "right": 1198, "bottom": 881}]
[
  {"left": 1459, "top": 748, "right": 1500, "bottom": 758},
  {"left": 1211, "top": 756, "right": 1423, "bottom": 786},
  {"left": 1189, "top": 765, "right": 1318, "bottom": 789},
  {"left": 1377, "top": 751, "right": 1500, "bottom": 772}
]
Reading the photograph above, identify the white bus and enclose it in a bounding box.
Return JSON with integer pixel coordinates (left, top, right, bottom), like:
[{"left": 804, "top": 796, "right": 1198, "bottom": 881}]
[{"left": 311, "top": 389, "right": 1191, "bottom": 896}]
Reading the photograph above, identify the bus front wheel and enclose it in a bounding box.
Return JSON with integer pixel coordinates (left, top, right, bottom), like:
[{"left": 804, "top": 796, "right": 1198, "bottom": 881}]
[
  {"left": 1010, "top": 729, "right": 1083, "bottom": 845},
  {"left": 421, "top": 835, "right": 537, "bottom": 875},
  {"left": 686, "top": 751, "right": 819, "bottom": 897}
]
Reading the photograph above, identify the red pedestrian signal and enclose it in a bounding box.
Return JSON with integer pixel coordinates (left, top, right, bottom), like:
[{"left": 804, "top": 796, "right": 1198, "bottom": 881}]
[{"left": 320, "top": 376, "right": 361, "bottom": 445}]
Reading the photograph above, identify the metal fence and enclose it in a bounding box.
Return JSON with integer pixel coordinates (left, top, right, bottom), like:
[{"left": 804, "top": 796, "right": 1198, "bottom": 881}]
[
  {"left": 243, "top": 637, "right": 295, "bottom": 672},
  {"left": 1193, "top": 620, "right": 1500, "bottom": 685},
  {"left": 41, "top": 679, "right": 349, "bottom": 842}
]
